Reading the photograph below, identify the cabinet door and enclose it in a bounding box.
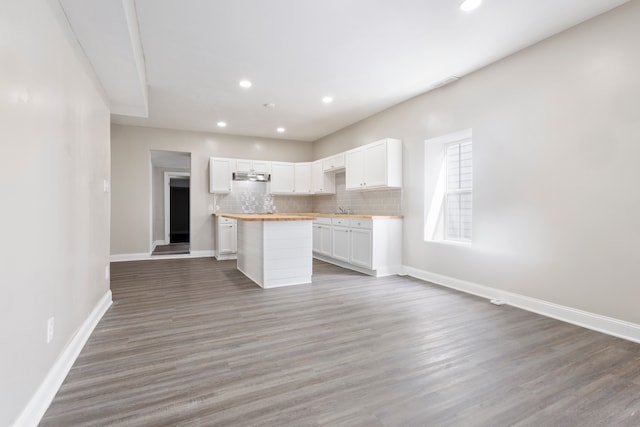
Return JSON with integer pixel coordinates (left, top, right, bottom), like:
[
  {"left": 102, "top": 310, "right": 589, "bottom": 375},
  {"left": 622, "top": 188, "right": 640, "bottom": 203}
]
[
  {"left": 294, "top": 162, "right": 312, "bottom": 194},
  {"left": 252, "top": 160, "right": 271, "bottom": 173},
  {"left": 322, "top": 153, "right": 345, "bottom": 171},
  {"left": 235, "top": 159, "right": 253, "bottom": 173},
  {"left": 331, "top": 227, "right": 350, "bottom": 262},
  {"left": 350, "top": 228, "right": 372, "bottom": 269},
  {"left": 270, "top": 162, "right": 295, "bottom": 194},
  {"left": 345, "top": 149, "right": 364, "bottom": 190},
  {"left": 218, "top": 223, "right": 237, "bottom": 254},
  {"left": 210, "top": 157, "right": 234, "bottom": 193},
  {"left": 312, "top": 225, "right": 322, "bottom": 253},
  {"left": 319, "top": 225, "right": 332, "bottom": 256},
  {"left": 363, "top": 141, "right": 387, "bottom": 188},
  {"left": 312, "top": 161, "right": 335, "bottom": 194}
]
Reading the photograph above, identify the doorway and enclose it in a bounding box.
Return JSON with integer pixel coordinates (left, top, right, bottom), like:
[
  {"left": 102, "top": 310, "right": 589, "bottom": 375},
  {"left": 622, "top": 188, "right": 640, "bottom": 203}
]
[{"left": 150, "top": 150, "right": 191, "bottom": 255}]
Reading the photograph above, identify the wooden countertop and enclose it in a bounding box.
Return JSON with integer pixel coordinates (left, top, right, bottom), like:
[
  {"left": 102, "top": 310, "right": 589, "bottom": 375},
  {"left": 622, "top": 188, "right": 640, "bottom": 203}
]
[
  {"left": 217, "top": 213, "right": 316, "bottom": 221},
  {"left": 214, "top": 212, "right": 403, "bottom": 220},
  {"left": 287, "top": 212, "right": 404, "bottom": 219}
]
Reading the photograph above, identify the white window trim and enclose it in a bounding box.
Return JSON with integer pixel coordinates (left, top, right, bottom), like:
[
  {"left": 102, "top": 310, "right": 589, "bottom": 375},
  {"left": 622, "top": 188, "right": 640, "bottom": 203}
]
[{"left": 424, "top": 129, "right": 473, "bottom": 245}]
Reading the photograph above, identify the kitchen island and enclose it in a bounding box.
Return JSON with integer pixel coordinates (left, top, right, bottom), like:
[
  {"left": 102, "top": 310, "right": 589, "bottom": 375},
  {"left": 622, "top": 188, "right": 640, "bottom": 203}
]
[{"left": 218, "top": 213, "right": 316, "bottom": 288}]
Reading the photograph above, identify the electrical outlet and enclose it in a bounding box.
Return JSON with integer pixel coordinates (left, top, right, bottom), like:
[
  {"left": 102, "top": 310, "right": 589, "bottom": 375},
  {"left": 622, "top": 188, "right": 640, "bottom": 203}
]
[
  {"left": 105, "top": 264, "right": 110, "bottom": 281},
  {"left": 103, "top": 179, "right": 109, "bottom": 193},
  {"left": 47, "top": 317, "right": 54, "bottom": 343}
]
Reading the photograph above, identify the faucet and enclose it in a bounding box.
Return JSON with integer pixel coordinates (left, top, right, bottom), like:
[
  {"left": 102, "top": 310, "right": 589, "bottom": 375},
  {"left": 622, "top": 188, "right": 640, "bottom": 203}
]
[{"left": 338, "top": 207, "right": 353, "bottom": 214}]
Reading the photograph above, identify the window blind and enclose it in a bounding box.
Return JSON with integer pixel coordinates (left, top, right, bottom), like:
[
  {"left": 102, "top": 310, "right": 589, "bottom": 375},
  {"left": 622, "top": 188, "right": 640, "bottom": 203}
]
[{"left": 445, "top": 141, "right": 472, "bottom": 241}]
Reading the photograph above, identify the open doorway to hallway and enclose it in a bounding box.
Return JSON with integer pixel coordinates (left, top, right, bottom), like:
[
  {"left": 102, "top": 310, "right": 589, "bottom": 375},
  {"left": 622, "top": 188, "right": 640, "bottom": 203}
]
[{"left": 150, "top": 150, "right": 191, "bottom": 255}]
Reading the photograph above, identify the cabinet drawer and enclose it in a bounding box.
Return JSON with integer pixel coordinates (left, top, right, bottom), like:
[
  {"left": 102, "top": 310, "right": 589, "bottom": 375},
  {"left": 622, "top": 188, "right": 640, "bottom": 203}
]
[
  {"left": 314, "top": 217, "right": 332, "bottom": 225},
  {"left": 332, "top": 217, "right": 349, "bottom": 226},
  {"left": 349, "top": 218, "right": 372, "bottom": 229},
  {"left": 218, "top": 217, "right": 236, "bottom": 225}
]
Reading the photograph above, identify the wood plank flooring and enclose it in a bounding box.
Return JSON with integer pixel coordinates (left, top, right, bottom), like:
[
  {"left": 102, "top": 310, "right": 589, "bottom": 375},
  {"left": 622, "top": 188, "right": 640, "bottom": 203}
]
[{"left": 40, "top": 258, "right": 640, "bottom": 426}]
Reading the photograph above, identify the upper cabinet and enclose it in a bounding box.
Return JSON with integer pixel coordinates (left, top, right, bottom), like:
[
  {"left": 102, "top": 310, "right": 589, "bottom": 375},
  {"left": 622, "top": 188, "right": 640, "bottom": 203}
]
[
  {"left": 311, "top": 160, "right": 335, "bottom": 194},
  {"left": 209, "top": 157, "right": 235, "bottom": 194},
  {"left": 209, "top": 138, "right": 401, "bottom": 195},
  {"left": 345, "top": 139, "right": 402, "bottom": 191},
  {"left": 270, "top": 162, "right": 295, "bottom": 194},
  {"left": 294, "top": 162, "right": 312, "bottom": 194},
  {"left": 236, "top": 159, "right": 271, "bottom": 174},
  {"left": 322, "top": 153, "right": 345, "bottom": 172}
]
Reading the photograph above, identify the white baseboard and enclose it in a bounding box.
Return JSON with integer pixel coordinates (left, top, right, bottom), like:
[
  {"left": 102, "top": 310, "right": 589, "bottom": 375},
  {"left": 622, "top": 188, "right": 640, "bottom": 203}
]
[
  {"left": 13, "top": 290, "right": 113, "bottom": 427},
  {"left": 403, "top": 266, "right": 640, "bottom": 344},
  {"left": 110, "top": 250, "right": 215, "bottom": 262}
]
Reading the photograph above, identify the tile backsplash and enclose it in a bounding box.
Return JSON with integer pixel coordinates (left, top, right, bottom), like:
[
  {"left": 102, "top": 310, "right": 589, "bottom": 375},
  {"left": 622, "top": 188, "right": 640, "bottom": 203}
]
[
  {"left": 213, "top": 173, "right": 401, "bottom": 215},
  {"left": 313, "top": 173, "right": 402, "bottom": 215},
  {"left": 214, "top": 181, "right": 312, "bottom": 213}
]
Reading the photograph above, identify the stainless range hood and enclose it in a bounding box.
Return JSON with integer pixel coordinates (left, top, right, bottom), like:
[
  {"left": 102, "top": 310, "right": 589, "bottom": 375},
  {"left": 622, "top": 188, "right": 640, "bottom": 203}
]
[{"left": 232, "top": 171, "right": 271, "bottom": 182}]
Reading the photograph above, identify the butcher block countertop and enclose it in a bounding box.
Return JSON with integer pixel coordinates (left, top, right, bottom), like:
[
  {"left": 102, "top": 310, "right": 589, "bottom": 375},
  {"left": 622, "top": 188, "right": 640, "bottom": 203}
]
[
  {"left": 291, "top": 212, "right": 403, "bottom": 219},
  {"left": 213, "top": 212, "right": 403, "bottom": 220},
  {"left": 217, "top": 213, "right": 316, "bottom": 221}
]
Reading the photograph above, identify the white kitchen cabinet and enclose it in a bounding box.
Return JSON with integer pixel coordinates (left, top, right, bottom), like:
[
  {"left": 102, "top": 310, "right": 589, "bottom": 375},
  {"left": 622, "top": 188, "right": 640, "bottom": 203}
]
[
  {"left": 331, "top": 226, "right": 350, "bottom": 263},
  {"left": 345, "top": 150, "right": 365, "bottom": 190},
  {"left": 294, "top": 162, "right": 312, "bottom": 194},
  {"left": 313, "top": 217, "right": 402, "bottom": 276},
  {"left": 349, "top": 226, "right": 372, "bottom": 269},
  {"left": 236, "top": 159, "right": 271, "bottom": 174},
  {"left": 312, "top": 217, "right": 332, "bottom": 257},
  {"left": 270, "top": 162, "right": 295, "bottom": 194},
  {"left": 345, "top": 138, "right": 402, "bottom": 190},
  {"left": 312, "top": 224, "right": 333, "bottom": 257},
  {"left": 214, "top": 216, "right": 237, "bottom": 260},
  {"left": 209, "top": 157, "right": 235, "bottom": 194},
  {"left": 322, "top": 153, "right": 345, "bottom": 172},
  {"left": 311, "top": 160, "right": 335, "bottom": 194}
]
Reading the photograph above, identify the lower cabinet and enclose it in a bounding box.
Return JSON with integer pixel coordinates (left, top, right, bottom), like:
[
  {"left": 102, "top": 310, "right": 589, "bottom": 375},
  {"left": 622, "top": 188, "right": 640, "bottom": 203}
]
[
  {"left": 313, "top": 216, "right": 402, "bottom": 276},
  {"left": 313, "top": 221, "right": 333, "bottom": 257},
  {"left": 331, "top": 226, "right": 350, "bottom": 262},
  {"left": 350, "top": 227, "right": 372, "bottom": 269},
  {"left": 214, "top": 216, "right": 237, "bottom": 260}
]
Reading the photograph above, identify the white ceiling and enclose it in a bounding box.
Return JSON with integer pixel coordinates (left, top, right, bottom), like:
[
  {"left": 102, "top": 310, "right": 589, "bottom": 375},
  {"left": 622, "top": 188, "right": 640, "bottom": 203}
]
[{"left": 60, "top": 0, "right": 628, "bottom": 142}]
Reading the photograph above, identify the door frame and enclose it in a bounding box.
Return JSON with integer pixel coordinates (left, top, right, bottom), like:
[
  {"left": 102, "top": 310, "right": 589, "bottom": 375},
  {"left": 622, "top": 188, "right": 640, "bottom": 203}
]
[{"left": 164, "top": 171, "right": 191, "bottom": 244}]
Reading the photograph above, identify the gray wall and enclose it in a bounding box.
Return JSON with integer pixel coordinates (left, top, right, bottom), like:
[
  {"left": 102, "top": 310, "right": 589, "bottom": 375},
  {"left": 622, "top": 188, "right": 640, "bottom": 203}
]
[
  {"left": 0, "top": 0, "right": 111, "bottom": 424},
  {"left": 313, "top": 1, "right": 640, "bottom": 324},
  {"left": 111, "top": 125, "right": 313, "bottom": 255}
]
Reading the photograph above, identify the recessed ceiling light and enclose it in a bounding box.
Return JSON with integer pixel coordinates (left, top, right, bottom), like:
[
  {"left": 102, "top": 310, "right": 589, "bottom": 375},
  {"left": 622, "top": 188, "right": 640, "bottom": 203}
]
[
  {"left": 276, "top": 127, "right": 285, "bottom": 133},
  {"left": 263, "top": 103, "right": 276, "bottom": 108},
  {"left": 217, "top": 121, "right": 227, "bottom": 128},
  {"left": 322, "top": 96, "right": 333, "bottom": 104},
  {"left": 239, "top": 80, "right": 252, "bottom": 88},
  {"left": 460, "top": 0, "right": 481, "bottom": 12}
]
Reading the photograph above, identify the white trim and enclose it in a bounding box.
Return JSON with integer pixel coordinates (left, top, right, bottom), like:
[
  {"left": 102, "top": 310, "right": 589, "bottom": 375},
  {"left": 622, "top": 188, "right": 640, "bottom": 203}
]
[
  {"left": 403, "top": 266, "right": 640, "bottom": 344},
  {"left": 151, "top": 240, "right": 165, "bottom": 251},
  {"left": 110, "top": 250, "right": 214, "bottom": 262},
  {"left": 164, "top": 171, "right": 190, "bottom": 244},
  {"left": 13, "top": 291, "right": 113, "bottom": 427}
]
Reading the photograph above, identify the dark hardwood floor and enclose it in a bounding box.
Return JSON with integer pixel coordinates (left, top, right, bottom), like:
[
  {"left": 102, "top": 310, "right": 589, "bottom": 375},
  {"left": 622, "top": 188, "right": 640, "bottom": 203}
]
[{"left": 40, "top": 258, "right": 640, "bottom": 426}]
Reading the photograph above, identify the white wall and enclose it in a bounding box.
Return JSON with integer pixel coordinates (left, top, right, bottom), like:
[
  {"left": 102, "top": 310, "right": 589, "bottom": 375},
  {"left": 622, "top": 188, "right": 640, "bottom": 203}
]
[
  {"left": 313, "top": 1, "right": 640, "bottom": 325},
  {"left": 0, "top": 0, "right": 111, "bottom": 424},
  {"left": 111, "top": 125, "right": 313, "bottom": 255}
]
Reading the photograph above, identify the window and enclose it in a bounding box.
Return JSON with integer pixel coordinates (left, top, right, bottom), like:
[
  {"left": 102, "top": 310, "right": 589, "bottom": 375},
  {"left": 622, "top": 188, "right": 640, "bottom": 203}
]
[
  {"left": 424, "top": 129, "right": 472, "bottom": 243},
  {"left": 445, "top": 140, "right": 472, "bottom": 242}
]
